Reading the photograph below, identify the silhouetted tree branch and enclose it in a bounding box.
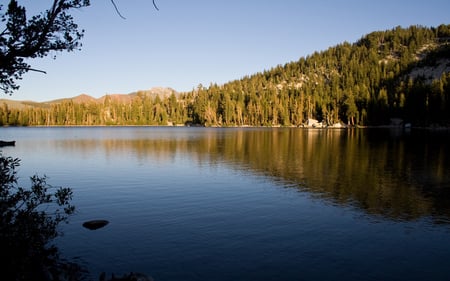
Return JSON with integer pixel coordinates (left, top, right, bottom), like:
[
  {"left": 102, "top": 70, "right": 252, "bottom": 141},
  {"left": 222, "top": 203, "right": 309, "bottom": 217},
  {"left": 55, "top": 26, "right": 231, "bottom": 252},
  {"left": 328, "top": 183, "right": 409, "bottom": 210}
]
[
  {"left": 153, "top": 0, "right": 160, "bottom": 11},
  {"left": 110, "top": 0, "right": 126, "bottom": 19},
  {"left": 0, "top": 0, "right": 90, "bottom": 95},
  {"left": 0, "top": 0, "right": 160, "bottom": 95}
]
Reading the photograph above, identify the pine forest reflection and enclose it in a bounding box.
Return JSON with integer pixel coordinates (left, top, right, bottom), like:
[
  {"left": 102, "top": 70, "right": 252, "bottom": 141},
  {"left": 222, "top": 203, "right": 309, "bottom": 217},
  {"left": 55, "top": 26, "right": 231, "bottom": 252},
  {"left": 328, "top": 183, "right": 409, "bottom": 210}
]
[{"left": 54, "top": 128, "right": 450, "bottom": 223}]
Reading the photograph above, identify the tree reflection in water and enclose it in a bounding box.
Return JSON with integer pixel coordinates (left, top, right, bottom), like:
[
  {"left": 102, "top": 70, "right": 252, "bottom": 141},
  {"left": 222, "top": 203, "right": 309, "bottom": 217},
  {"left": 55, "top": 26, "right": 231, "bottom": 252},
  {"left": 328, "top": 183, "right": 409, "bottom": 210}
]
[{"left": 57, "top": 128, "right": 450, "bottom": 223}]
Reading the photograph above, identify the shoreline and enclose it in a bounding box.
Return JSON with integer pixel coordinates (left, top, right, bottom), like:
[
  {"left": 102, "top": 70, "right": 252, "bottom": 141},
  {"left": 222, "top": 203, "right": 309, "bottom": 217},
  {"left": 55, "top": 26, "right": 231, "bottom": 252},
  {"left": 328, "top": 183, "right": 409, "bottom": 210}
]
[{"left": 1, "top": 124, "right": 449, "bottom": 130}]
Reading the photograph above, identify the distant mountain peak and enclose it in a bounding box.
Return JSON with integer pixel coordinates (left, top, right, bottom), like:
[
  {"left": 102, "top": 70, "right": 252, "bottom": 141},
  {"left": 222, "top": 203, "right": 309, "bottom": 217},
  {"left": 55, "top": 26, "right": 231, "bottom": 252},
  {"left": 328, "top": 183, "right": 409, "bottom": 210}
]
[
  {"left": 72, "top": 94, "right": 97, "bottom": 103},
  {"left": 131, "top": 87, "right": 178, "bottom": 98}
]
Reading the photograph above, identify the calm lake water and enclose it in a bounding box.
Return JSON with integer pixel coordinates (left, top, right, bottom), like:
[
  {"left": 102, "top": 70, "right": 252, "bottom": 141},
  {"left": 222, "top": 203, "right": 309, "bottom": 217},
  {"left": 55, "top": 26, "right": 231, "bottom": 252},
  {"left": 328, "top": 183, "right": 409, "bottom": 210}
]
[{"left": 1, "top": 127, "right": 450, "bottom": 281}]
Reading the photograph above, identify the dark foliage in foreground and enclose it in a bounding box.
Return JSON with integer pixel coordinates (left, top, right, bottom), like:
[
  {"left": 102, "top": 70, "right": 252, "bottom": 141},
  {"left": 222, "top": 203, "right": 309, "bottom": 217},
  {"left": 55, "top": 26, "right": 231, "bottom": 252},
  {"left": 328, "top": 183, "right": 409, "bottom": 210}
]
[{"left": 0, "top": 153, "right": 81, "bottom": 281}]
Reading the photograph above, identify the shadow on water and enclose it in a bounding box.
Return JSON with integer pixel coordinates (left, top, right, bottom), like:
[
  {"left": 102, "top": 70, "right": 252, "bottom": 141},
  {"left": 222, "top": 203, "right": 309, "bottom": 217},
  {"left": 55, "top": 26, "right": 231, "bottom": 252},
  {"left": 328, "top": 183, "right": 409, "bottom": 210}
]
[{"left": 55, "top": 127, "right": 450, "bottom": 224}]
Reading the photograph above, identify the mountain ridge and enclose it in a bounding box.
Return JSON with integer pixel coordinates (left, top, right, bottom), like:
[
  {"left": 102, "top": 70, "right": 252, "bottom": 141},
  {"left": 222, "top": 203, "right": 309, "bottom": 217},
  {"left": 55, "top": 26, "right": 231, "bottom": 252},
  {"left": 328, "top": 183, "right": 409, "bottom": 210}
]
[{"left": 0, "top": 87, "right": 179, "bottom": 109}]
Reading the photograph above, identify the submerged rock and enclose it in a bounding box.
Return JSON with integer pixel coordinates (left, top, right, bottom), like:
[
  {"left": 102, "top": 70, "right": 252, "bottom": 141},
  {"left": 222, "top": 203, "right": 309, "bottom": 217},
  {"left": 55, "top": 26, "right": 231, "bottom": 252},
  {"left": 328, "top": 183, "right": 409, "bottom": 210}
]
[
  {"left": 82, "top": 220, "right": 109, "bottom": 230},
  {"left": 99, "top": 272, "right": 154, "bottom": 281}
]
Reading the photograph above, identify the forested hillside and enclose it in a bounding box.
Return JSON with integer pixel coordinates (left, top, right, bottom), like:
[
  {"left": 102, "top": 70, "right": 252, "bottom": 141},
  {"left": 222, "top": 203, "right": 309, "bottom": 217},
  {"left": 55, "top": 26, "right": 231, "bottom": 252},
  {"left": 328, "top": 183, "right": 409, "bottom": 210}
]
[{"left": 1, "top": 24, "right": 450, "bottom": 127}]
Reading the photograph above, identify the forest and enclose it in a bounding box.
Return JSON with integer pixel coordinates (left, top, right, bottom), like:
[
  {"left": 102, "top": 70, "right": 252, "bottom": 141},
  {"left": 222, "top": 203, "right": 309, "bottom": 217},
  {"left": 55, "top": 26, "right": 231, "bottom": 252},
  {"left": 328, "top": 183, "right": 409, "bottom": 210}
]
[{"left": 1, "top": 24, "right": 450, "bottom": 127}]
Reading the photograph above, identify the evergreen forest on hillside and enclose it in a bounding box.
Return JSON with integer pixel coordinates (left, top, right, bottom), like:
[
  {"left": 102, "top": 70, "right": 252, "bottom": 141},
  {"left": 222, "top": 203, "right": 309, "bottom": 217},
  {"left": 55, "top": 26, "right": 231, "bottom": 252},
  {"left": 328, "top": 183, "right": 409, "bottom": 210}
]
[{"left": 1, "top": 24, "right": 450, "bottom": 127}]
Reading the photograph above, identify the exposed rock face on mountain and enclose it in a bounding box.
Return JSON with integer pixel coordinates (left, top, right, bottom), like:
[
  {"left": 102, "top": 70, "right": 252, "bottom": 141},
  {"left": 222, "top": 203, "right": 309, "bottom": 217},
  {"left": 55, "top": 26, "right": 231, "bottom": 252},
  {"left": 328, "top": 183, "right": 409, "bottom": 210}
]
[
  {"left": 409, "top": 58, "right": 450, "bottom": 83},
  {"left": 130, "top": 87, "right": 178, "bottom": 99}
]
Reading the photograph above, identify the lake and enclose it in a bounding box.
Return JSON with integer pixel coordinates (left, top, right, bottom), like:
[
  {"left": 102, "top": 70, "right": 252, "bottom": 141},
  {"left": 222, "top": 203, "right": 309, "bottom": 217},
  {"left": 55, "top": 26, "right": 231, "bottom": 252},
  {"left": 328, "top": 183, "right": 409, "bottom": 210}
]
[{"left": 1, "top": 127, "right": 450, "bottom": 281}]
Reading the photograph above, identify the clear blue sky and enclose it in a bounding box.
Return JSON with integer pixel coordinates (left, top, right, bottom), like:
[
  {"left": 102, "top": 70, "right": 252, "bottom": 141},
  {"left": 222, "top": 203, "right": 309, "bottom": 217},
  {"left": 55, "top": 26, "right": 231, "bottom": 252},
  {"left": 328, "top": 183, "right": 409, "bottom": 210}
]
[{"left": 7, "top": 0, "right": 450, "bottom": 102}]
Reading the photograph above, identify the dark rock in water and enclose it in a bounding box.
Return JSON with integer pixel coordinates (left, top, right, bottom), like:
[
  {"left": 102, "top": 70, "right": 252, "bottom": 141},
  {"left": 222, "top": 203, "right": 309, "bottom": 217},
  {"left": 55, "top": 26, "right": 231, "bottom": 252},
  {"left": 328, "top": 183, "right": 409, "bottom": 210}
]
[
  {"left": 99, "top": 272, "right": 154, "bottom": 281},
  {"left": 82, "top": 220, "right": 109, "bottom": 230},
  {"left": 0, "top": 140, "right": 15, "bottom": 147}
]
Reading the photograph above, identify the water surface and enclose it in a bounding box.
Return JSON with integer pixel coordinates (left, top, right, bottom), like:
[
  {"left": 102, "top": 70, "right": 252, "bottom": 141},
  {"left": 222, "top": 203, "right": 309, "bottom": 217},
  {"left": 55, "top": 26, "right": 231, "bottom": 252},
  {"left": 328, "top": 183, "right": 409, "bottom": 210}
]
[{"left": 1, "top": 127, "right": 449, "bottom": 281}]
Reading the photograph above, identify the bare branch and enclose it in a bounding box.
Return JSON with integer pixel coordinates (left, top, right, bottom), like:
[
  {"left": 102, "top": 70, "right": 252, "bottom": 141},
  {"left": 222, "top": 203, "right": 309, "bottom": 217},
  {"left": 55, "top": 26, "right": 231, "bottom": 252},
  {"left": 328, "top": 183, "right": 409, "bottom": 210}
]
[
  {"left": 27, "top": 68, "right": 47, "bottom": 74},
  {"left": 110, "top": 0, "right": 159, "bottom": 19},
  {"left": 110, "top": 0, "right": 126, "bottom": 19},
  {"left": 153, "top": 0, "right": 159, "bottom": 11}
]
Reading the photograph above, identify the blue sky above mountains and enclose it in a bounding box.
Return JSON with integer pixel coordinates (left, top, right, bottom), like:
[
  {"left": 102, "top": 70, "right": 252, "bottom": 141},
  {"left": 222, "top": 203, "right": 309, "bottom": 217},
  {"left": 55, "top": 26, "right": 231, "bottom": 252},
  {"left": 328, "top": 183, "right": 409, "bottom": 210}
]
[{"left": 10, "top": 0, "right": 450, "bottom": 101}]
